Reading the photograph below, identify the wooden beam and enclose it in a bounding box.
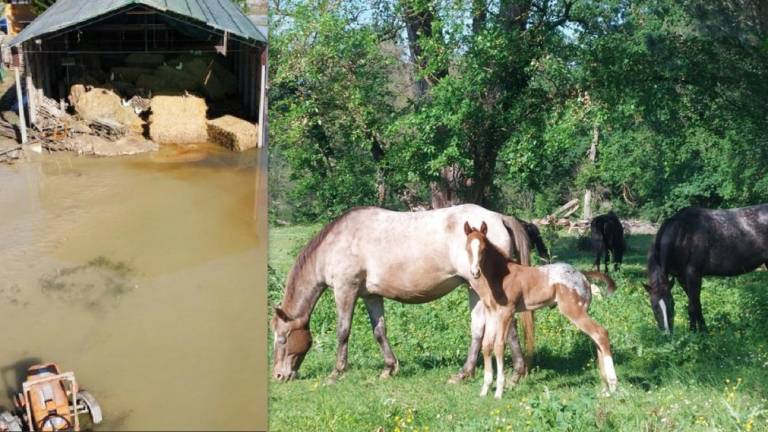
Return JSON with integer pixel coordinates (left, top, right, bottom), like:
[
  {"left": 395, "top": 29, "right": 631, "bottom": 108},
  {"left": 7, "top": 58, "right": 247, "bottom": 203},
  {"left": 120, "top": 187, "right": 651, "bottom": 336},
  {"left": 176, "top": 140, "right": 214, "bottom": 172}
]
[
  {"left": 258, "top": 46, "right": 268, "bottom": 149},
  {"left": 14, "top": 66, "right": 27, "bottom": 144}
]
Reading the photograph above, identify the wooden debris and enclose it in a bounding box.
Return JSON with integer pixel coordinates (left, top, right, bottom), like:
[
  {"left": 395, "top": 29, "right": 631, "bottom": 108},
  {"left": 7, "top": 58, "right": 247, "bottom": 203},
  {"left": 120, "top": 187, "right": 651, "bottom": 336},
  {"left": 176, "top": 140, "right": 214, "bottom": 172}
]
[
  {"left": 0, "top": 143, "right": 22, "bottom": 163},
  {"left": 89, "top": 118, "right": 126, "bottom": 141}
]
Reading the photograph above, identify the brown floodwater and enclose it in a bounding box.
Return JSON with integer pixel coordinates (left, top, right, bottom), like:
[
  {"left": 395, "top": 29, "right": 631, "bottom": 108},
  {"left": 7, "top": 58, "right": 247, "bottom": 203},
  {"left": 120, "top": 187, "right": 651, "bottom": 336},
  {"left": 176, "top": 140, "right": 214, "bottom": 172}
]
[{"left": 0, "top": 144, "right": 267, "bottom": 430}]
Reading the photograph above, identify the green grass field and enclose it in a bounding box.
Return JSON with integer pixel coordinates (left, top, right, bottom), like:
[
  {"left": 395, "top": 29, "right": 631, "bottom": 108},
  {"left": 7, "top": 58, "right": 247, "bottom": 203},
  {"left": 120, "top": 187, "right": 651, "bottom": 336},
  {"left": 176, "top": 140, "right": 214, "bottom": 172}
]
[{"left": 268, "top": 225, "right": 768, "bottom": 431}]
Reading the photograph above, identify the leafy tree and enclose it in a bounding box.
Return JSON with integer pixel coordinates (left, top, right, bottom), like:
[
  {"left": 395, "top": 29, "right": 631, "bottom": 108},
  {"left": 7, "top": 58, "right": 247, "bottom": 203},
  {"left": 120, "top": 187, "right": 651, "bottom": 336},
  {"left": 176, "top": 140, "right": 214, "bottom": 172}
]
[
  {"left": 270, "top": 0, "right": 768, "bottom": 222},
  {"left": 269, "top": 1, "right": 398, "bottom": 221}
]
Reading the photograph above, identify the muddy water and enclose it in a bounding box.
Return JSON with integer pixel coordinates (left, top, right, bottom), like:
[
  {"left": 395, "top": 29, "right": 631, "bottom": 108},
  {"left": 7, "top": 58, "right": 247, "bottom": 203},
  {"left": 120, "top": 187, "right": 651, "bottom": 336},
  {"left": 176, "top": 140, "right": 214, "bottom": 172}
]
[{"left": 0, "top": 145, "right": 267, "bottom": 430}]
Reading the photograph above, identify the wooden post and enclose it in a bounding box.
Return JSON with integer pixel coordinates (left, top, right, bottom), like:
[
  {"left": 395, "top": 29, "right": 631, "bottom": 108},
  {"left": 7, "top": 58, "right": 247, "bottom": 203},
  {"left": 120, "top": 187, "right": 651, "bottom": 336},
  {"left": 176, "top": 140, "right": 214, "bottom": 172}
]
[
  {"left": 26, "top": 54, "right": 37, "bottom": 127},
  {"left": 14, "top": 66, "right": 27, "bottom": 144},
  {"left": 582, "top": 124, "right": 599, "bottom": 220},
  {"left": 258, "top": 47, "right": 268, "bottom": 148}
]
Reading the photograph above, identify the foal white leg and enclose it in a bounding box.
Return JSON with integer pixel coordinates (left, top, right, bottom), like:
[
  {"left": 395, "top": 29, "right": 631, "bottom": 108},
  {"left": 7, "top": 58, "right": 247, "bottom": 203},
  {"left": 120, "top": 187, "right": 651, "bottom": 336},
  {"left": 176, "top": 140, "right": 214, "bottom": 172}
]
[
  {"left": 494, "top": 345, "right": 505, "bottom": 399},
  {"left": 558, "top": 287, "right": 618, "bottom": 394},
  {"left": 480, "top": 314, "right": 496, "bottom": 397}
]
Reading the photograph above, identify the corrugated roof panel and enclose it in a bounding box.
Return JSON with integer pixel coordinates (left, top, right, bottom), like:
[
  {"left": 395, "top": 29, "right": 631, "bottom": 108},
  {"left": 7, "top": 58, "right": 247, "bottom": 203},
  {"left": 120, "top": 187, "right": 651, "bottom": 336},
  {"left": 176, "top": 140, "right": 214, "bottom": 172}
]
[{"left": 6, "top": 0, "right": 266, "bottom": 47}]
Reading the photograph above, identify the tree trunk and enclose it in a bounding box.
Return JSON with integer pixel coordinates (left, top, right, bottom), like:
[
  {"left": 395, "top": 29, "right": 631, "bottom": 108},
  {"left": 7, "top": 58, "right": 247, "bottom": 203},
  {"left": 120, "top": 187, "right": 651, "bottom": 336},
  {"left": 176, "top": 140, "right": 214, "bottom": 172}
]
[
  {"left": 401, "top": 0, "right": 445, "bottom": 98},
  {"left": 583, "top": 124, "right": 599, "bottom": 220}
]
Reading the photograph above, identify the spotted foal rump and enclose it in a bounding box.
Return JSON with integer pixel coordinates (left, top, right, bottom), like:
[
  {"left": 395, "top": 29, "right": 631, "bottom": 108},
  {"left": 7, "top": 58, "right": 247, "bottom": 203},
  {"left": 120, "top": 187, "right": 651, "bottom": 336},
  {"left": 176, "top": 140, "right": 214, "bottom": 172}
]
[{"left": 464, "top": 222, "right": 618, "bottom": 398}]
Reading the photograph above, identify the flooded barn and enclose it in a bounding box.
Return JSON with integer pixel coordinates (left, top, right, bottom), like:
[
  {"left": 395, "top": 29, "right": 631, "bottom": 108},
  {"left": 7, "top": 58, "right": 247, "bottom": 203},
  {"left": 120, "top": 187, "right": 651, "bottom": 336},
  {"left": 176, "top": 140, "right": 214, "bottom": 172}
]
[{"left": 3, "top": 0, "right": 267, "bottom": 154}]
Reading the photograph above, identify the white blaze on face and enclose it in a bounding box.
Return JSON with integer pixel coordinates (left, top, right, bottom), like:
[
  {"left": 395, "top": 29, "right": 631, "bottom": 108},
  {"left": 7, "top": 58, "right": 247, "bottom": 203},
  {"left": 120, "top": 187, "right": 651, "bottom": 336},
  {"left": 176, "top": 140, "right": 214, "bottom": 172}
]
[
  {"left": 470, "top": 238, "right": 481, "bottom": 277},
  {"left": 658, "top": 299, "right": 669, "bottom": 333}
]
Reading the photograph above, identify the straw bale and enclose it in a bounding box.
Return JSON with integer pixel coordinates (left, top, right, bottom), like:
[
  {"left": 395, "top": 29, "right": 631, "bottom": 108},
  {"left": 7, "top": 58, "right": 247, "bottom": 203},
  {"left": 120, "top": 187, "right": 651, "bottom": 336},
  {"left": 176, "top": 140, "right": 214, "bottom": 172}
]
[
  {"left": 111, "top": 67, "right": 154, "bottom": 83},
  {"left": 73, "top": 88, "right": 143, "bottom": 134},
  {"left": 149, "top": 95, "right": 208, "bottom": 144},
  {"left": 125, "top": 53, "right": 165, "bottom": 67},
  {"left": 207, "top": 115, "right": 258, "bottom": 151}
]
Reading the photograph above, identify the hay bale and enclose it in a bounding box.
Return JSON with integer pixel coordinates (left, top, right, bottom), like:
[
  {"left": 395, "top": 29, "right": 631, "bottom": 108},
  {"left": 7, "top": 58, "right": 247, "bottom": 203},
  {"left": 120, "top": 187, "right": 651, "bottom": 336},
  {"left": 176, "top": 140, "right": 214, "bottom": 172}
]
[
  {"left": 203, "top": 63, "right": 238, "bottom": 100},
  {"left": 149, "top": 95, "right": 208, "bottom": 144},
  {"left": 125, "top": 53, "right": 165, "bottom": 67},
  {"left": 73, "top": 88, "right": 143, "bottom": 134},
  {"left": 111, "top": 66, "right": 154, "bottom": 83},
  {"left": 207, "top": 115, "right": 258, "bottom": 151}
]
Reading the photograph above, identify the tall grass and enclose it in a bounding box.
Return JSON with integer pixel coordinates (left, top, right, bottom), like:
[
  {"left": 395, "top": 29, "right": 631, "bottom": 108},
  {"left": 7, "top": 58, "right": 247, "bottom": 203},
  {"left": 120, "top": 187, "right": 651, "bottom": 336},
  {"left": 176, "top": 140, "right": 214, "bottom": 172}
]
[{"left": 269, "top": 226, "right": 768, "bottom": 431}]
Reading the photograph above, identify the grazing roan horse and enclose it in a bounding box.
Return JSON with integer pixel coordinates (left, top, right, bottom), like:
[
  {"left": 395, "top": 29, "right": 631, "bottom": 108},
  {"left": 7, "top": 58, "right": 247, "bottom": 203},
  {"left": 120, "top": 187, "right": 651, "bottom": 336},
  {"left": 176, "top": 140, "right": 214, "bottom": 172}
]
[
  {"left": 464, "top": 221, "right": 618, "bottom": 398},
  {"left": 271, "top": 204, "right": 533, "bottom": 383},
  {"left": 590, "top": 211, "right": 625, "bottom": 272},
  {"left": 644, "top": 204, "right": 768, "bottom": 333}
]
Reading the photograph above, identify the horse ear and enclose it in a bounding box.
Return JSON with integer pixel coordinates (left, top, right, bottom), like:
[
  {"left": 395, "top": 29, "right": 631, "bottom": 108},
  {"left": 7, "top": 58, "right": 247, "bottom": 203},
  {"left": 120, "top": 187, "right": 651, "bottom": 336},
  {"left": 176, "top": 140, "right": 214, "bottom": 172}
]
[
  {"left": 480, "top": 221, "right": 488, "bottom": 235},
  {"left": 464, "top": 221, "right": 472, "bottom": 235},
  {"left": 274, "top": 306, "right": 291, "bottom": 322}
]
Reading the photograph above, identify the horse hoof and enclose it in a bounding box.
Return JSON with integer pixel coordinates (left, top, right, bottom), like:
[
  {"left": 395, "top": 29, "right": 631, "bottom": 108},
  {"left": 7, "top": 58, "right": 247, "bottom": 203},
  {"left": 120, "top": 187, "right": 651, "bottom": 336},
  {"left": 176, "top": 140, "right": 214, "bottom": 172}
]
[
  {"left": 325, "top": 371, "right": 343, "bottom": 385},
  {"left": 448, "top": 371, "right": 471, "bottom": 384},
  {"left": 505, "top": 371, "right": 525, "bottom": 388},
  {"left": 379, "top": 366, "right": 398, "bottom": 379}
]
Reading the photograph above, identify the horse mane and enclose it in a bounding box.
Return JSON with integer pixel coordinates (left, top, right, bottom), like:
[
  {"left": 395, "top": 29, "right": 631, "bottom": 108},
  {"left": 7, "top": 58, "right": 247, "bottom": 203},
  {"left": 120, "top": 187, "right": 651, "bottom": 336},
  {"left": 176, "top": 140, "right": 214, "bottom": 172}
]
[
  {"left": 283, "top": 207, "right": 372, "bottom": 305},
  {"left": 648, "top": 213, "right": 683, "bottom": 288}
]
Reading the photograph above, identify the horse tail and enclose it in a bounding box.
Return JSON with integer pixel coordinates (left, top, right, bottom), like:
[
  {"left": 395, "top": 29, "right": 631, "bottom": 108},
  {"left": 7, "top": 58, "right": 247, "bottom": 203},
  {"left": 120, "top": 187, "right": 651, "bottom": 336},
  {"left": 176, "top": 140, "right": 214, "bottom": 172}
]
[
  {"left": 501, "top": 215, "right": 530, "bottom": 267},
  {"left": 501, "top": 215, "right": 535, "bottom": 358},
  {"left": 524, "top": 221, "right": 550, "bottom": 261},
  {"left": 582, "top": 271, "right": 617, "bottom": 295}
]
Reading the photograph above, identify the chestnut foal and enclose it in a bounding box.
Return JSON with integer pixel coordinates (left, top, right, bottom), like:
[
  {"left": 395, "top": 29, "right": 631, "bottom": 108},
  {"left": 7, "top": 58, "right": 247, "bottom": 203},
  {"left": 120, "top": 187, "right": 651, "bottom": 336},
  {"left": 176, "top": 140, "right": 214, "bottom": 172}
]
[{"left": 464, "top": 221, "right": 618, "bottom": 398}]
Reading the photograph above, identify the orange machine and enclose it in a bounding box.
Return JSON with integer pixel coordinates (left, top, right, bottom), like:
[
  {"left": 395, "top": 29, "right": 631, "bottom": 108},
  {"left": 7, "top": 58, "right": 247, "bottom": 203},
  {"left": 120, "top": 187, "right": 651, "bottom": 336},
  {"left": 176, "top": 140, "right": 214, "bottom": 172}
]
[{"left": 0, "top": 363, "right": 103, "bottom": 432}]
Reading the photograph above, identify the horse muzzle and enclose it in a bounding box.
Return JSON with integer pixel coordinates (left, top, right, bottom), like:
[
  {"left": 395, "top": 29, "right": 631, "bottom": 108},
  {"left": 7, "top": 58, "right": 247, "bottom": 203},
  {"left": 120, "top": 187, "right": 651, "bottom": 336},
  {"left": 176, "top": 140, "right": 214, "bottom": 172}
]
[{"left": 273, "top": 368, "right": 297, "bottom": 382}]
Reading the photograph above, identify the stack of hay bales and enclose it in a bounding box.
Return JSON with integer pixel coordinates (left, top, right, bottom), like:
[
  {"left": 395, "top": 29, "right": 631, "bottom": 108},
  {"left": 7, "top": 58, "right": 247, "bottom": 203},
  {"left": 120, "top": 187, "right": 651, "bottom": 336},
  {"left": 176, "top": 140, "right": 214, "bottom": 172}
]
[
  {"left": 72, "top": 87, "right": 143, "bottom": 134},
  {"left": 207, "top": 115, "right": 259, "bottom": 151},
  {"left": 149, "top": 94, "right": 209, "bottom": 144},
  {"left": 119, "top": 54, "right": 237, "bottom": 101}
]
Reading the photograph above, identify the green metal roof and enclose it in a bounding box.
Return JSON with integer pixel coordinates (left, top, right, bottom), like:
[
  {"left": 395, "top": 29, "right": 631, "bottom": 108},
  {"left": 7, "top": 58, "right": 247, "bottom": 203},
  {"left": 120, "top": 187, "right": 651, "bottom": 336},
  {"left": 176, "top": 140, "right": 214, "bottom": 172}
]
[{"left": 7, "top": 0, "right": 267, "bottom": 47}]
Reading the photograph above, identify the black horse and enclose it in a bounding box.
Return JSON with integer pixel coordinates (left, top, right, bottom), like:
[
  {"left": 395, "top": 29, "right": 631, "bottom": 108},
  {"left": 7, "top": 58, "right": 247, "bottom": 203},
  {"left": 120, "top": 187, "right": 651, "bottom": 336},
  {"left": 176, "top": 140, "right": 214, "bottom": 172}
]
[
  {"left": 645, "top": 204, "right": 768, "bottom": 333},
  {"left": 519, "top": 219, "right": 550, "bottom": 262},
  {"left": 590, "top": 211, "right": 625, "bottom": 272}
]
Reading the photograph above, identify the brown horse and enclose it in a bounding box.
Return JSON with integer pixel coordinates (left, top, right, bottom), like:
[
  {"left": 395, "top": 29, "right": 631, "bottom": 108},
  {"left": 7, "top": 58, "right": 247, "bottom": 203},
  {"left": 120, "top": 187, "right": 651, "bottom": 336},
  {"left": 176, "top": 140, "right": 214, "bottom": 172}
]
[
  {"left": 272, "top": 205, "right": 533, "bottom": 383},
  {"left": 464, "top": 221, "right": 618, "bottom": 398}
]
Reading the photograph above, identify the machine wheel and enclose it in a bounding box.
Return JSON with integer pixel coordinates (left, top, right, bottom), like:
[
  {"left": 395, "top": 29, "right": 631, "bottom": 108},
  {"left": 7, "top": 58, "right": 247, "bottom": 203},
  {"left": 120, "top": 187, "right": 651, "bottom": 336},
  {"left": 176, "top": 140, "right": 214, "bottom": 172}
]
[
  {"left": 39, "top": 413, "right": 71, "bottom": 431},
  {"left": 76, "top": 391, "right": 103, "bottom": 425},
  {"left": 0, "top": 410, "right": 23, "bottom": 432}
]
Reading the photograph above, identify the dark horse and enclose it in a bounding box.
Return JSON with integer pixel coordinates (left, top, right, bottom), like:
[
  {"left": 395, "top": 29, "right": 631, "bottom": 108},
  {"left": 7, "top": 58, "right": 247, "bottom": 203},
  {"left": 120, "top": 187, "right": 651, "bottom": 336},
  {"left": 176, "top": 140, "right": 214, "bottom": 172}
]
[
  {"left": 519, "top": 219, "right": 550, "bottom": 262},
  {"left": 590, "top": 211, "right": 625, "bottom": 272},
  {"left": 645, "top": 204, "right": 768, "bottom": 333}
]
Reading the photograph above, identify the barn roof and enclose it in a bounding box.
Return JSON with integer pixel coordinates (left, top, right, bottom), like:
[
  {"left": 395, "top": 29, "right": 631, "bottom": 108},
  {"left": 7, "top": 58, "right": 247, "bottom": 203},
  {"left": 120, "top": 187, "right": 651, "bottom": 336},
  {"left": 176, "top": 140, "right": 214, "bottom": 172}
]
[{"left": 6, "top": 0, "right": 267, "bottom": 47}]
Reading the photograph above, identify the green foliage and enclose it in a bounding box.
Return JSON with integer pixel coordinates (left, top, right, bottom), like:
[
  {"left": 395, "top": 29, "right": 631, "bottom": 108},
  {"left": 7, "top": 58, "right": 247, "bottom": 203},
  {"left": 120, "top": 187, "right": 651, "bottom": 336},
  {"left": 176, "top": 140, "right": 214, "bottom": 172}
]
[
  {"left": 272, "top": 0, "right": 768, "bottom": 222},
  {"left": 270, "top": 2, "right": 398, "bottom": 222},
  {"left": 30, "top": 0, "right": 55, "bottom": 14},
  {"left": 269, "top": 225, "right": 768, "bottom": 431}
]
